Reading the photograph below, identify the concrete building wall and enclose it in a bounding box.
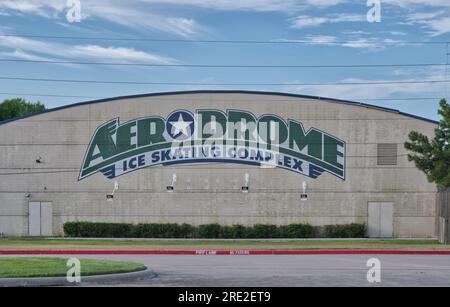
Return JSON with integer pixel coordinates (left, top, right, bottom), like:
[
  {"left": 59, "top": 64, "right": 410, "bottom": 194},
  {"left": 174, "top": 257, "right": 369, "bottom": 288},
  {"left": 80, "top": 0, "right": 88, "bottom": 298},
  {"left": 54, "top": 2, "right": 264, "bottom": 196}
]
[{"left": 0, "top": 92, "right": 438, "bottom": 237}]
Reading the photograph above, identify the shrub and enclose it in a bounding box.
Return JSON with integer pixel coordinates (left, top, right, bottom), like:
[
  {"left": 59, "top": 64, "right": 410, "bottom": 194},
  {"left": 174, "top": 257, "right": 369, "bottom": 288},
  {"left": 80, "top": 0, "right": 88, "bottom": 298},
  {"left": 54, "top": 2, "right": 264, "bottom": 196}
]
[
  {"left": 251, "top": 224, "right": 278, "bottom": 238},
  {"left": 279, "top": 223, "right": 315, "bottom": 238},
  {"left": 198, "top": 224, "right": 222, "bottom": 238},
  {"left": 133, "top": 223, "right": 164, "bottom": 238},
  {"left": 64, "top": 222, "right": 133, "bottom": 237},
  {"left": 179, "top": 223, "right": 196, "bottom": 238},
  {"left": 63, "top": 221, "right": 81, "bottom": 237},
  {"left": 222, "top": 224, "right": 248, "bottom": 238},
  {"left": 323, "top": 223, "right": 366, "bottom": 238},
  {"left": 63, "top": 221, "right": 366, "bottom": 239}
]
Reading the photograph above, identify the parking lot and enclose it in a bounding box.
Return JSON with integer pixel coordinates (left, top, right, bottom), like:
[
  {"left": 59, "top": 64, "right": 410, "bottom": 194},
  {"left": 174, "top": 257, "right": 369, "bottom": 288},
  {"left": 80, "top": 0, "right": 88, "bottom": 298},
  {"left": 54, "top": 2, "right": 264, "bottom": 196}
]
[{"left": 63, "top": 254, "right": 450, "bottom": 287}]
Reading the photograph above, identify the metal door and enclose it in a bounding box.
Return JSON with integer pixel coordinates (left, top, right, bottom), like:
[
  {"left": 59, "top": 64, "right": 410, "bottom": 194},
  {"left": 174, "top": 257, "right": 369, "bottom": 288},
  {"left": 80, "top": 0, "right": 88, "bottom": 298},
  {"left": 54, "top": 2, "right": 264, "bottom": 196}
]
[
  {"left": 40, "top": 202, "right": 53, "bottom": 236},
  {"left": 28, "top": 202, "right": 41, "bottom": 236},
  {"left": 28, "top": 202, "right": 53, "bottom": 236},
  {"left": 368, "top": 202, "right": 394, "bottom": 238}
]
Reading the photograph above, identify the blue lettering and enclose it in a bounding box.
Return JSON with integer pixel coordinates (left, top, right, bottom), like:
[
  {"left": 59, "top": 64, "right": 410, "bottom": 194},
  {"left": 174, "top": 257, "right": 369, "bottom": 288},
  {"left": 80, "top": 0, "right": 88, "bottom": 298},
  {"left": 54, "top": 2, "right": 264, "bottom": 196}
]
[
  {"left": 151, "top": 151, "right": 160, "bottom": 163},
  {"left": 138, "top": 154, "right": 145, "bottom": 167},
  {"left": 283, "top": 156, "right": 291, "bottom": 168},
  {"left": 129, "top": 157, "right": 137, "bottom": 169},
  {"left": 292, "top": 158, "right": 303, "bottom": 171},
  {"left": 161, "top": 149, "right": 171, "bottom": 161}
]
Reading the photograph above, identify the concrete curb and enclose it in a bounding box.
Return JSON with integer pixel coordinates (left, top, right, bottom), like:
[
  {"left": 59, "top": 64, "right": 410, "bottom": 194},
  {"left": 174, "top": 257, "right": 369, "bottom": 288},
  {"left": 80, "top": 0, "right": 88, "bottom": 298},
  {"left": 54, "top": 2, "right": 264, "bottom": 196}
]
[
  {"left": 43, "top": 237, "right": 438, "bottom": 242},
  {"left": 1, "top": 249, "right": 450, "bottom": 255},
  {"left": 0, "top": 267, "right": 155, "bottom": 287}
]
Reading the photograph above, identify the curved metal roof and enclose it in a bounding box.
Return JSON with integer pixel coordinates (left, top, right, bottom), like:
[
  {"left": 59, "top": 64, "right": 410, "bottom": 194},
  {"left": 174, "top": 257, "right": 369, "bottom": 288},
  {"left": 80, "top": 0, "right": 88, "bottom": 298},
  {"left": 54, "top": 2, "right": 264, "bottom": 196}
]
[{"left": 0, "top": 90, "right": 439, "bottom": 125}]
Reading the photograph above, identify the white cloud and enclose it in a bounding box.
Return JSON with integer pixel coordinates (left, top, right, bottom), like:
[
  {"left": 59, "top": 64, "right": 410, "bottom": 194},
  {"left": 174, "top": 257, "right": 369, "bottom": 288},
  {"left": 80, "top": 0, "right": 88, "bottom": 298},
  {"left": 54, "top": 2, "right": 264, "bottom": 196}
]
[
  {"left": 0, "top": 0, "right": 204, "bottom": 37},
  {"left": 69, "top": 45, "right": 175, "bottom": 64},
  {"left": 291, "top": 13, "right": 365, "bottom": 28},
  {"left": 283, "top": 67, "right": 448, "bottom": 101},
  {"left": 164, "top": 18, "right": 198, "bottom": 37},
  {"left": 277, "top": 35, "right": 406, "bottom": 51},
  {"left": 387, "top": 31, "right": 407, "bottom": 36},
  {"left": 0, "top": 0, "right": 64, "bottom": 17},
  {"left": 0, "top": 0, "right": 348, "bottom": 37},
  {"left": 80, "top": 3, "right": 205, "bottom": 38},
  {"left": 0, "top": 49, "right": 57, "bottom": 61},
  {"left": 384, "top": 0, "right": 450, "bottom": 7},
  {"left": 0, "top": 32, "right": 178, "bottom": 66},
  {"left": 0, "top": 49, "right": 84, "bottom": 68},
  {"left": 421, "top": 17, "right": 450, "bottom": 36},
  {"left": 140, "top": 0, "right": 346, "bottom": 11},
  {"left": 404, "top": 10, "right": 450, "bottom": 36},
  {"left": 291, "top": 16, "right": 329, "bottom": 28}
]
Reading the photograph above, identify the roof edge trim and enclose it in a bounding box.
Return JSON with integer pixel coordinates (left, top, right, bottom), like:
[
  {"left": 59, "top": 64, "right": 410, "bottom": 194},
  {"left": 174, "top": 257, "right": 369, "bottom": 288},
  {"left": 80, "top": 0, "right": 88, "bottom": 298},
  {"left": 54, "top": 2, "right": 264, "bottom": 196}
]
[{"left": 0, "top": 90, "right": 439, "bottom": 125}]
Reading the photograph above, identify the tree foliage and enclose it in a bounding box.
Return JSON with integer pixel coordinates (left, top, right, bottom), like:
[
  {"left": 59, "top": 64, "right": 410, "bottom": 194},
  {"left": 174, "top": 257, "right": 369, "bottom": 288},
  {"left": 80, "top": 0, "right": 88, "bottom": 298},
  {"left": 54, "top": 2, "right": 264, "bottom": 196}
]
[
  {"left": 0, "top": 98, "right": 46, "bottom": 121},
  {"left": 404, "top": 99, "right": 450, "bottom": 190}
]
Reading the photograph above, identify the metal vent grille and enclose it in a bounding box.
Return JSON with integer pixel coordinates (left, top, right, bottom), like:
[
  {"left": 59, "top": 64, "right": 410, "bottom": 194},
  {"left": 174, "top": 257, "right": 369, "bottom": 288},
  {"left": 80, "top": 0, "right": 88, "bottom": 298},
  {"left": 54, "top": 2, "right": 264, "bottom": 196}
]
[{"left": 377, "top": 143, "right": 397, "bottom": 166}]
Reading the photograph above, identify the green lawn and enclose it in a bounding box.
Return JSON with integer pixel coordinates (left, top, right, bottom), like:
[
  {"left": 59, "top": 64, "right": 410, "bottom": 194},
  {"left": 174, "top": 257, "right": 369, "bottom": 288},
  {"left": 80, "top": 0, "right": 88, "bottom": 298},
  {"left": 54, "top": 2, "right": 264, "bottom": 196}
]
[
  {"left": 0, "top": 238, "right": 448, "bottom": 250},
  {"left": 0, "top": 257, "right": 146, "bottom": 278}
]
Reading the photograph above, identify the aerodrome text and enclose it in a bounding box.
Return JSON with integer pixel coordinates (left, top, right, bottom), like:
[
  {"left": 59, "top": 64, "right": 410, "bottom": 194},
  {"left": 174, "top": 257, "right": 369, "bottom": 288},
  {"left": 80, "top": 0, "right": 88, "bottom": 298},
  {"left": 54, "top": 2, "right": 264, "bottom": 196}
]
[{"left": 79, "top": 110, "right": 346, "bottom": 180}]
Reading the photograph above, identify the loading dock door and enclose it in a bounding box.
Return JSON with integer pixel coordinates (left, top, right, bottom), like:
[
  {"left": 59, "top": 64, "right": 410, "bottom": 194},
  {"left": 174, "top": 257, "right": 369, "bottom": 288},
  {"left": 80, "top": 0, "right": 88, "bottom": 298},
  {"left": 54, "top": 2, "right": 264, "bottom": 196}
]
[
  {"left": 368, "top": 202, "right": 394, "bottom": 238},
  {"left": 28, "top": 202, "right": 53, "bottom": 236}
]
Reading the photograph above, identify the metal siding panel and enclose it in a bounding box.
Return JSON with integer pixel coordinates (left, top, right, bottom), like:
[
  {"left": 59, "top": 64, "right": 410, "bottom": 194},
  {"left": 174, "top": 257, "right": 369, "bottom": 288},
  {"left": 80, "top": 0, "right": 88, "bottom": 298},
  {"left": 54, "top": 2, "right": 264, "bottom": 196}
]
[
  {"left": 368, "top": 202, "right": 380, "bottom": 237},
  {"left": 40, "top": 202, "right": 53, "bottom": 236},
  {"left": 380, "top": 203, "right": 394, "bottom": 238}
]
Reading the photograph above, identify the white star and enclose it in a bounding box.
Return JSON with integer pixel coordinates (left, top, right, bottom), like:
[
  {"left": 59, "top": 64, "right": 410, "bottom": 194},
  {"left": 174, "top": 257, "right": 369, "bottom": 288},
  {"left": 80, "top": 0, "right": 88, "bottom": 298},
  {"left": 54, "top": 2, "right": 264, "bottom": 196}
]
[{"left": 170, "top": 114, "right": 192, "bottom": 137}]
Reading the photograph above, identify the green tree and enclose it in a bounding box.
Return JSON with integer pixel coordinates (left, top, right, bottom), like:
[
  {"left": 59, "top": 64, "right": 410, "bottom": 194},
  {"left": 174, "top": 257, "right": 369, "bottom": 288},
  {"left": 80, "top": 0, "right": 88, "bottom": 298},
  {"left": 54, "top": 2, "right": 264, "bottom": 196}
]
[
  {"left": 404, "top": 99, "right": 450, "bottom": 190},
  {"left": 0, "top": 98, "right": 46, "bottom": 121}
]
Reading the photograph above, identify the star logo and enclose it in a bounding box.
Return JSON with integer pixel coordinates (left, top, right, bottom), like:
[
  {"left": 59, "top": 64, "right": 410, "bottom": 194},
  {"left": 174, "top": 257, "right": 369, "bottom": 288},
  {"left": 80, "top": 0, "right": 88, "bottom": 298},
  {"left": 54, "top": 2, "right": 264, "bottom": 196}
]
[{"left": 166, "top": 111, "right": 195, "bottom": 140}]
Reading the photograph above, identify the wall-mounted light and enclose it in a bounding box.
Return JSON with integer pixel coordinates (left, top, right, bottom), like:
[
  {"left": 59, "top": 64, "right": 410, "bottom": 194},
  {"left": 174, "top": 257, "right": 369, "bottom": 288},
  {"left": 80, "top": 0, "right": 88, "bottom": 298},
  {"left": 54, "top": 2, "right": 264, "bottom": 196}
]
[
  {"left": 25, "top": 193, "right": 31, "bottom": 199},
  {"left": 35, "top": 156, "right": 43, "bottom": 164},
  {"left": 301, "top": 181, "right": 308, "bottom": 201},
  {"left": 106, "top": 181, "right": 119, "bottom": 201},
  {"left": 167, "top": 173, "right": 177, "bottom": 192},
  {"left": 242, "top": 173, "right": 250, "bottom": 193}
]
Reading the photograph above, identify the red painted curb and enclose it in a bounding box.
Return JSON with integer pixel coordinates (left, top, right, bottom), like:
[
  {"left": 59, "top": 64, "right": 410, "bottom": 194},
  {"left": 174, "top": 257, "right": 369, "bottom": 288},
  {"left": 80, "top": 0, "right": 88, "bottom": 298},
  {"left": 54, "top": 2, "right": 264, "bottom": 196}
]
[{"left": 1, "top": 249, "right": 450, "bottom": 255}]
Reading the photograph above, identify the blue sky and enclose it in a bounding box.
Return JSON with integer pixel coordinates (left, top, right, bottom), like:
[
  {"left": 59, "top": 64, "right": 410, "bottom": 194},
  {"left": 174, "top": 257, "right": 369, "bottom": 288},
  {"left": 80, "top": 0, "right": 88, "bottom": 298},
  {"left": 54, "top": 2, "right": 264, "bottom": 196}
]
[{"left": 0, "top": 0, "right": 449, "bottom": 120}]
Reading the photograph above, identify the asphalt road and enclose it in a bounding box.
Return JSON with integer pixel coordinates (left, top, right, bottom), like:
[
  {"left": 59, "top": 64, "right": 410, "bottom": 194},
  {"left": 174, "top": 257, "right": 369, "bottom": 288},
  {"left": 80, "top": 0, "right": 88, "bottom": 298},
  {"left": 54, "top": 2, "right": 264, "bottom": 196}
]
[{"left": 66, "top": 254, "right": 450, "bottom": 287}]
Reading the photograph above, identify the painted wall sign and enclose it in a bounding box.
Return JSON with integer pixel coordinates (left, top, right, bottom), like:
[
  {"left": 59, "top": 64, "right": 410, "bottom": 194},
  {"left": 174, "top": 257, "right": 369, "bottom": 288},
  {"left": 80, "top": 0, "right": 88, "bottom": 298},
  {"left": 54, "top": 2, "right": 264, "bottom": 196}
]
[{"left": 79, "top": 110, "right": 346, "bottom": 180}]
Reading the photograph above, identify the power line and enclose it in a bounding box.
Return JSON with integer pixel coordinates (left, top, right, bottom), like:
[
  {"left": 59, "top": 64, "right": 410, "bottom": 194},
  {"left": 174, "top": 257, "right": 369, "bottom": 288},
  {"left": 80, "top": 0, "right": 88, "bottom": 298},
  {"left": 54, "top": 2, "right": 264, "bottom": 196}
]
[
  {"left": 0, "top": 92, "right": 103, "bottom": 99},
  {"left": 1, "top": 34, "right": 449, "bottom": 45},
  {"left": 0, "top": 58, "right": 447, "bottom": 69},
  {"left": 0, "top": 76, "right": 449, "bottom": 86}
]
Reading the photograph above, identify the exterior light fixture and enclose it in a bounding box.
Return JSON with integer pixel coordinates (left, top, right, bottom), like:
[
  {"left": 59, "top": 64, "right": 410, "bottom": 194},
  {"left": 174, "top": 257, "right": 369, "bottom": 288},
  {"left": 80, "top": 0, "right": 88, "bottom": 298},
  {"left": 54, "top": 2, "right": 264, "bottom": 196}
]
[
  {"left": 167, "top": 173, "right": 177, "bottom": 192},
  {"left": 301, "top": 181, "right": 308, "bottom": 201},
  {"left": 106, "top": 181, "right": 119, "bottom": 201},
  {"left": 242, "top": 173, "right": 250, "bottom": 193}
]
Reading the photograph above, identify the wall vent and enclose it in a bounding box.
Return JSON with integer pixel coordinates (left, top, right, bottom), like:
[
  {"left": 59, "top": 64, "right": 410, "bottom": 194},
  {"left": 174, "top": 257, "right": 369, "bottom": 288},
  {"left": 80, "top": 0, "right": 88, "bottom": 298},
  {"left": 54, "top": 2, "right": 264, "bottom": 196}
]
[{"left": 377, "top": 143, "right": 398, "bottom": 166}]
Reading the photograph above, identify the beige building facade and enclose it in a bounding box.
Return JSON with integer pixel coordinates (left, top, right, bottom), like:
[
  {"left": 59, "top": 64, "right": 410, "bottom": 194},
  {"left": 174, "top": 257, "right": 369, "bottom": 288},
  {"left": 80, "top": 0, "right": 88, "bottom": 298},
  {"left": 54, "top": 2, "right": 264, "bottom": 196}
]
[{"left": 0, "top": 91, "right": 438, "bottom": 237}]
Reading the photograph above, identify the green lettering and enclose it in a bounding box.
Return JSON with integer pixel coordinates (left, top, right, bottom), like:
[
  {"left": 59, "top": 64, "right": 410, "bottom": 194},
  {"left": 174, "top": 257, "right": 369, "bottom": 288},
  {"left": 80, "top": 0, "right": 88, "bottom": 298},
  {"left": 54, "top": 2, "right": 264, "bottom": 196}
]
[
  {"left": 137, "top": 117, "right": 166, "bottom": 147},
  {"left": 324, "top": 134, "right": 344, "bottom": 169},
  {"left": 288, "top": 120, "right": 323, "bottom": 160}
]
